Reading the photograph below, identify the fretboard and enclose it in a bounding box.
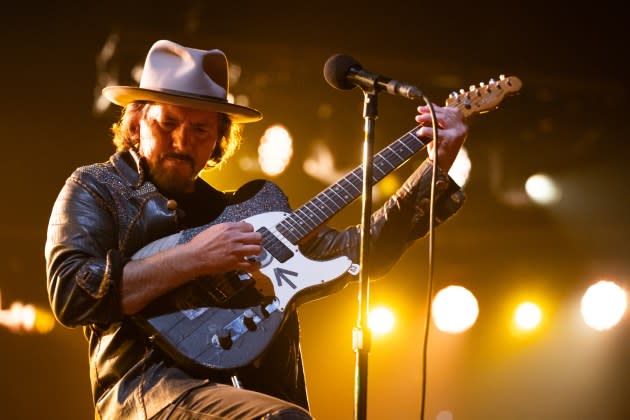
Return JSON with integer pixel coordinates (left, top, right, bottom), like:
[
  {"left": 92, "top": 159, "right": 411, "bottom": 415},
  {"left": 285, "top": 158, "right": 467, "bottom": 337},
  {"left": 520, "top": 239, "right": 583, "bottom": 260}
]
[{"left": 276, "top": 126, "right": 428, "bottom": 243}]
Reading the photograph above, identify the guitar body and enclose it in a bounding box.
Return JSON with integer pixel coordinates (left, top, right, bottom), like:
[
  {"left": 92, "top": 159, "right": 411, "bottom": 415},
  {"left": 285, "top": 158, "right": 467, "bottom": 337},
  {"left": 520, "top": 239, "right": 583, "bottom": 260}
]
[{"left": 132, "top": 180, "right": 356, "bottom": 372}]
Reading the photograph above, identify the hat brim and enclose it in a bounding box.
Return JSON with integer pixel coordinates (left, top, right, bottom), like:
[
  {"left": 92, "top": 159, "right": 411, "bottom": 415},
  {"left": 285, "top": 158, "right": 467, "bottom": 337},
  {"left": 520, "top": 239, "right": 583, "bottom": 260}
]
[{"left": 102, "top": 86, "right": 262, "bottom": 123}]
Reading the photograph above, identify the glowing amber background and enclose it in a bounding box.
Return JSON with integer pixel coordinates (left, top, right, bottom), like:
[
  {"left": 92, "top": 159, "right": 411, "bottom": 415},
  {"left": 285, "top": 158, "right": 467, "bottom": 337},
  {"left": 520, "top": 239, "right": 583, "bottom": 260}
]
[{"left": 0, "top": 2, "right": 627, "bottom": 419}]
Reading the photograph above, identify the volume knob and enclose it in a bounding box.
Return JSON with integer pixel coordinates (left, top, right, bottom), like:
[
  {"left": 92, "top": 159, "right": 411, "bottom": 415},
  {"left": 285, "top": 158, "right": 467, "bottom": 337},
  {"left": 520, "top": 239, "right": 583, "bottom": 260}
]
[
  {"left": 243, "top": 309, "right": 258, "bottom": 331},
  {"left": 211, "top": 330, "right": 233, "bottom": 349}
]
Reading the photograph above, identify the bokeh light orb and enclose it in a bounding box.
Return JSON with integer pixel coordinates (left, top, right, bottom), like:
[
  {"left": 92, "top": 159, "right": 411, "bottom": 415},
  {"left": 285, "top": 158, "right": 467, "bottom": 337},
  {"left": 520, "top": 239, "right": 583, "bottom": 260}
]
[{"left": 432, "top": 285, "right": 479, "bottom": 333}]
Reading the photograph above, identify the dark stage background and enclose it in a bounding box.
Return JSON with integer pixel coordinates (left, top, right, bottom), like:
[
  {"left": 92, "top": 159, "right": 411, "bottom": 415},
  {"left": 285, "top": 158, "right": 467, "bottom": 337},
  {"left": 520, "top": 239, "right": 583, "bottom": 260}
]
[{"left": 0, "top": 2, "right": 628, "bottom": 419}]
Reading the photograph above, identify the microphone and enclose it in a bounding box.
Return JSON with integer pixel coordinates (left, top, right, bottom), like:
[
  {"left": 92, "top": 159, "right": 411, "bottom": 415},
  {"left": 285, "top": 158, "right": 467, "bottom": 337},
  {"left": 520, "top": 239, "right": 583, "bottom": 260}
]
[{"left": 323, "top": 54, "right": 424, "bottom": 100}]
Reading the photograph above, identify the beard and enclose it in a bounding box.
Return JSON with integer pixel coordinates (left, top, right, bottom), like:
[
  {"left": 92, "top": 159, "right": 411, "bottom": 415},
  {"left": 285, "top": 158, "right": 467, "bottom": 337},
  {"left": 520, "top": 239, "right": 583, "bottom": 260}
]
[{"left": 146, "top": 152, "right": 199, "bottom": 195}]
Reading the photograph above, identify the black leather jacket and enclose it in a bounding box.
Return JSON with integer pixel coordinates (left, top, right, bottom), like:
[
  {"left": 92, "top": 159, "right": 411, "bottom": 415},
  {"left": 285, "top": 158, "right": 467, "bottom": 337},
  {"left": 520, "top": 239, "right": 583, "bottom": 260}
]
[{"left": 45, "top": 150, "right": 464, "bottom": 419}]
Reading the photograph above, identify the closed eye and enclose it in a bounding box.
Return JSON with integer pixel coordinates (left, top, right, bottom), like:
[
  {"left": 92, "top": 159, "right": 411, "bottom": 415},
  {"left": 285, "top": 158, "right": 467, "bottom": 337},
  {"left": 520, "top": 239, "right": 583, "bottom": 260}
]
[
  {"left": 192, "top": 125, "right": 209, "bottom": 134},
  {"left": 159, "top": 119, "right": 178, "bottom": 130}
]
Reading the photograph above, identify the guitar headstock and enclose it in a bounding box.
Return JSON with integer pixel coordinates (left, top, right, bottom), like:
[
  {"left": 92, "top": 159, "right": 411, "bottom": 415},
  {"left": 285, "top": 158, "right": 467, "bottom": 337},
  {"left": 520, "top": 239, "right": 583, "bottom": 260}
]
[{"left": 445, "top": 75, "right": 522, "bottom": 118}]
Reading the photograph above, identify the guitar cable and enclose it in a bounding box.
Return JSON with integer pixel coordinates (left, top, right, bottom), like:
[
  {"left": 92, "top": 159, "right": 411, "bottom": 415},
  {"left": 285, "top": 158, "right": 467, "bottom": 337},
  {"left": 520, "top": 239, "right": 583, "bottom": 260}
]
[{"left": 419, "top": 97, "right": 439, "bottom": 420}]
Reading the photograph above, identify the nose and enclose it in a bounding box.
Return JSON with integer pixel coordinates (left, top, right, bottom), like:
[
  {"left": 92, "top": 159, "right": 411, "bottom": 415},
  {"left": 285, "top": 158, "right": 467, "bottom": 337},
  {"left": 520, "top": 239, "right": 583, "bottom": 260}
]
[{"left": 171, "top": 123, "right": 192, "bottom": 150}]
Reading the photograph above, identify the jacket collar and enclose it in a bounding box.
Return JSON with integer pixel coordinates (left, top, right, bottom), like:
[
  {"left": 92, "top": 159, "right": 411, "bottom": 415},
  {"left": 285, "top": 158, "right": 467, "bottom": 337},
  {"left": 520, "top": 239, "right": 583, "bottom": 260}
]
[{"left": 110, "top": 149, "right": 146, "bottom": 189}]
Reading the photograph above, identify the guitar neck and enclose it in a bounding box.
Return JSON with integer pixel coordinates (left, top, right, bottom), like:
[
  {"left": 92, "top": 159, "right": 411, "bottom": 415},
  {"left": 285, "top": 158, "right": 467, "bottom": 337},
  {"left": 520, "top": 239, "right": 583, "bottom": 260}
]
[
  {"left": 275, "top": 74, "right": 522, "bottom": 245},
  {"left": 276, "top": 126, "right": 428, "bottom": 243}
]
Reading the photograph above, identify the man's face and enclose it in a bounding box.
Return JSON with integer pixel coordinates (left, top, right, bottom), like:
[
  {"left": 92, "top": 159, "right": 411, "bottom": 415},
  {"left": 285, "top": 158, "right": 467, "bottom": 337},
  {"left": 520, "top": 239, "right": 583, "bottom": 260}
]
[{"left": 138, "top": 103, "right": 220, "bottom": 195}]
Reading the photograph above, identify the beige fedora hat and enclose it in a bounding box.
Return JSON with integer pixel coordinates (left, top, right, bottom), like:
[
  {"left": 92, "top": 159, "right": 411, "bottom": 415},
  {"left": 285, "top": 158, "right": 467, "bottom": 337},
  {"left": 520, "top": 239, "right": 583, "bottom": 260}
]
[{"left": 102, "top": 39, "right": 262, "bottom": 123}]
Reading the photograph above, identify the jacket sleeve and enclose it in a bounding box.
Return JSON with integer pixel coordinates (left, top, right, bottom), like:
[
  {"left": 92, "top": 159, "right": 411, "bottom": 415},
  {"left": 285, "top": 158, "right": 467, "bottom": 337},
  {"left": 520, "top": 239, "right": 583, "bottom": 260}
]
[
  {"left": 299, "top": 159, "right": 465, "bottom": 278},
  {"left": 45, "top": 173, "right": 125, "bottom": 328}
]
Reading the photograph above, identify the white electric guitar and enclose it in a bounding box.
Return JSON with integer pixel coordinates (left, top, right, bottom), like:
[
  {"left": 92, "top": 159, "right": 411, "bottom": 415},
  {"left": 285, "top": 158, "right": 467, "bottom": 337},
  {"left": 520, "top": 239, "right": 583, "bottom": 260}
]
[{"left": 132, "top": 75, "right": 522, "bottom": 373}]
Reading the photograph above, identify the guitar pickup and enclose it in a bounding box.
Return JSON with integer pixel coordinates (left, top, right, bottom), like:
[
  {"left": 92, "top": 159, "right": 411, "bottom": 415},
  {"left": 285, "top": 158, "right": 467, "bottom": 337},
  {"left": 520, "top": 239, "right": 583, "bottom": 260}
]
[{"left": 257, "top": 227, "right": 294, "bottom": 263}]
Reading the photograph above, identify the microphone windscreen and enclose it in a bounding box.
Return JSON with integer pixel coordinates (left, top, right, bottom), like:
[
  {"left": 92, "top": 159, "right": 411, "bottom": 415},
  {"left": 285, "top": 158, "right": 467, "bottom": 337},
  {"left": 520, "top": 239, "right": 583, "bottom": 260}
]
[{"left": 323, "top": 54, "right": 361, "bottom": 90}]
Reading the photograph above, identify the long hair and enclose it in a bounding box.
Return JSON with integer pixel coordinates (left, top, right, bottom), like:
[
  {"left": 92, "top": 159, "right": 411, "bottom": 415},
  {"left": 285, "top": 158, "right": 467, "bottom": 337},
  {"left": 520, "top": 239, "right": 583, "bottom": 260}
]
[{"left": 110, "top": 102, "right": 243, "bottom": 168}]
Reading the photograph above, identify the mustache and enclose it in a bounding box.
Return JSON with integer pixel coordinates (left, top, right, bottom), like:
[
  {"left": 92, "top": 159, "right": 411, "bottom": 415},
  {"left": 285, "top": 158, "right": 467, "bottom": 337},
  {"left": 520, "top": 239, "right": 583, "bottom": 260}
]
[{"left": 159, "top": 152, "right": 195, "bottom": 165}]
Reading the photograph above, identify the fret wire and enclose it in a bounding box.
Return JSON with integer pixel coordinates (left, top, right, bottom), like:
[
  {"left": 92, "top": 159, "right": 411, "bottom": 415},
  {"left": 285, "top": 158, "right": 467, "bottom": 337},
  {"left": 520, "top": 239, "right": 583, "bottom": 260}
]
[
  {"left": 277, "top": 126, "right": 428, "bottom": 243},
  {"left": 400, "top": 134, "right": 418, "bottom": 152},
  {"left": 301, "top": 202, "right": 326, "bottom": 225},
  {"left": 337, "top": 176, "right": 362, "bottom": 195},
  {"left": 297, "top": 203, "right": 324, "bottom": 224},
  {"left": 346, "top": 170, "right": 364, "bottom": 188},
  {"left": 284, "top": 213, "right": 312, "bottom": 237},
  {"left": 306, "top": 181, "right": 355, "bottom": 216},
  {"left": 312, "top": 193, "right": 342, "bottom": 214},
  {"left": 385, "top": 144, "right": 405, "bottom": 162},
  {"left": 407, "top": 131, "right": 425, "bottom": 145},
  {"left": 372, "top": 156, "right": 396, "bottom": 177},
  {"left": 280, "top": 181, "right": 353, "bottom": 241},
  {"left": 277, "top": 211, "right": 310, "bottom": 238},
  {"left": 372, "top": 156, "right": 397, "bottom": 183},
  {"left": 328, "top": 179, "right": 357, "bottom": 203},
  {"left": 372, "top": 158, "right": 395, "bottom": 179},
  {"left": 277, "top": 223, "right": 300, "bottom": 243}
]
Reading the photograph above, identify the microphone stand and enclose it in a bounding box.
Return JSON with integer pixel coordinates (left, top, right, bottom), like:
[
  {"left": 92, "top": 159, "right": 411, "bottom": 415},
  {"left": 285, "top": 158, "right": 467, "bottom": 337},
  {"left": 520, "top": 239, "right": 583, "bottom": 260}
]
[{"left": 353, "top": 90, "right": 377, "bottom": 420}]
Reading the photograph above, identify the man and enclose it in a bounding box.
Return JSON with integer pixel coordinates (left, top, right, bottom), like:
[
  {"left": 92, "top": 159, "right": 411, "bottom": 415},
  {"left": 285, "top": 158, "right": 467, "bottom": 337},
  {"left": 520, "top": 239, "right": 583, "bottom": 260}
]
[{"left": 45, "top": 40, "right": 468, "bottom": 419}]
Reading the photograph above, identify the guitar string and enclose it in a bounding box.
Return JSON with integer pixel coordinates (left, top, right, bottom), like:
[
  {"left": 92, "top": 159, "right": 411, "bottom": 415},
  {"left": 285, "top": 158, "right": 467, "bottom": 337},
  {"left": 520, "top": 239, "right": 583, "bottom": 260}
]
[{"left": 278, "top": 130, "right": 429, "bottom": 244}]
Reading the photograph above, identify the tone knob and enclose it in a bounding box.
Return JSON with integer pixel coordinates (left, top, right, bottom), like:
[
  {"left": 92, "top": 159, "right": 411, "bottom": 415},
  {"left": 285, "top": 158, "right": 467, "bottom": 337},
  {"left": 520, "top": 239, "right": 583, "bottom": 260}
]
[
  {"left": 211, "top": 330, "right": 232, "bottom": 349},
  {"left": 243, "top": 309, "right": 257, "bottom": 331}
]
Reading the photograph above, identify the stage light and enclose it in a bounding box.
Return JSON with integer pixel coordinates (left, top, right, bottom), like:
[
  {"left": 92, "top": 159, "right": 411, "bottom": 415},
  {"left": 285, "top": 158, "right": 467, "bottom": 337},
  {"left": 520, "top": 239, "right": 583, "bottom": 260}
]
[
  {"left": 258, "top": 125, "right": 294, "bottom": 176},
  {"left": 432, "top": 285, "right": 479, "bottom": 334},
  {"left": 0, "top": 301, "right": 55, "bottom": 334},
  {"left": 436, "top": 410, "right": 454, "bottom": 420},
  {"left": 581, "top": 280, "right": 627, "bottom": 331},
  {"left": 514, "top": 302, "right": 542, "bottom": 331},
  {"left": 303, "top": 142, "right": 345, "bottom": 184},
  {"left": 525, "top": 173, "right": 561, "bottom": 205},
  {"left": 368, "top": 306, "right": 395, "bottom": 335}
]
